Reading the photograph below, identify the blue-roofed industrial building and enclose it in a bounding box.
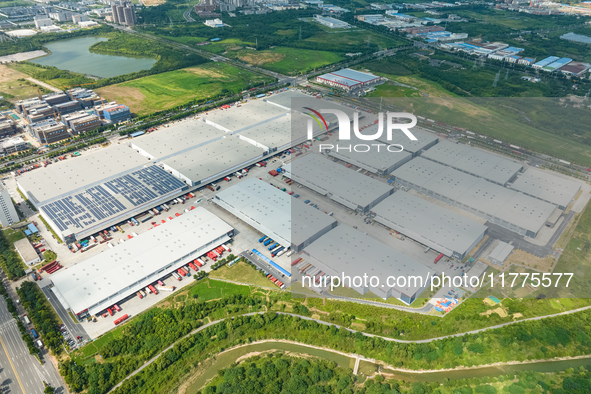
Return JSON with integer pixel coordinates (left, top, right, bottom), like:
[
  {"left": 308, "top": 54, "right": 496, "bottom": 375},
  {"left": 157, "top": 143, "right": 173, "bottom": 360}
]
[
  {"left": 542, "top": 57, "right": 572, "bottom": 71},
  {"left": 532, "top": 56, "right": 560, "bottom": 69}
]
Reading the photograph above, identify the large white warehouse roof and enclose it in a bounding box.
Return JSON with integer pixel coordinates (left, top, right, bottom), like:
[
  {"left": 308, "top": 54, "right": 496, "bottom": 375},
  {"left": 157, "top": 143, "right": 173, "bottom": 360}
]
[
  {"left": 420, "top": 140, "right": 523, "bottom": 185},
  {"left": 283, "top": 154, "right": 393, "bottom": 212},
  {"left": 17, "top": 144, "right": 151, "bottom": 206},
  {"left": 392, "top": 158, "right": 555, "bottom": 237},
  {"left": 509, "top": 168, "right": 581, "bottom": 209},
  {"left": 51, "top": 207, "right": 233, "bottom": 316},
  {"left": 303, "top": 225, "right": 433, "bottom": 303},
  {"left": 213, "top": 179, "right": 337, "bottom": 251},
  {"left": 372, "top": 191, "right": 487, "bottom": 259}
]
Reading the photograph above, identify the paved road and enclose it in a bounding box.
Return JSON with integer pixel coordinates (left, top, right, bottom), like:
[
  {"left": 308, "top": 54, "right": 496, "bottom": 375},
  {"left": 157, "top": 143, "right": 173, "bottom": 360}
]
[
  {"left": 25, "top": 78, "right": 61, "bottom": 93},
  {"left": 109, "top": 304, "right": 591, "bottom": 391},
  {"left": 183, "top": 8, "right": 195, "bottom": 22},
  {"left": 0, "top": 276, "right": 66, "bottom": 393},
  {"left": 42, "top": 286, "right": 89, "bottom": 348}
]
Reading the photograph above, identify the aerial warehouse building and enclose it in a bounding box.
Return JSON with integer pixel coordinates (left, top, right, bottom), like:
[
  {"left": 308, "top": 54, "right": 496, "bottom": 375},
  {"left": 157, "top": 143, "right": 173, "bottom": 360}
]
[
  {"left": 213, "top": 179, "right": 337, "bottom": 253},
  {"left": 282, "top": 154, "right": 393, "bottom": 213},
  {"left": 325, "top": 135, "right": 412, "bottom": 176},
  {"left": 420, "top": 140, "right": 523, "bottom": 186},
  {"left": 130, "top": 121, "right": 265, "bottom": 187},
  {"left": 303, "top": 225, "right": 434, "bottom": 304},
  {"left": 372, "top": 191, "right": 487, "bottom": 260},
  {"left": 390, "top": 158, "right": 555, "bottom": 238},
  {"left": 509, "top": 168, "right": 581, "bottom": 210},
  {"left": 315, "top": 68, "right": 382, "bottom": 92},
  {"left": 17, "top": 144, "right": 188, "bottom": 243},
  {"left": 50, "top": 207, "right": 234, "bottom": 320}
]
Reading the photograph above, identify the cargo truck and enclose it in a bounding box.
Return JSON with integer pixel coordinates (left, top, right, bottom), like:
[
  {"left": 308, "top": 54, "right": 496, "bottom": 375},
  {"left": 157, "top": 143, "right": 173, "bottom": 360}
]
[
  {"left": 271, "top": 247, "right": 284, "bottom": 257},
  {"left": 276, "top": 248, "right": 287, "bottom": 257},
  {"left": 268, "top": 242, "right": 279, "bottom": 251},
  {"left": 137, "top": 291, "right": 143, "bottom": 299},
  {"left": 31, "top": 328, "right": 39, "bottom": 339},
  {"left": 23, "top": 315, "right": 30, "bottom": 325},
  {"left": 114, "top": 314, "right": 129, "bottom": 325},
  {"left": 172, "top": 272, "right": 181, "bottom": 281},
  {"left": 291, "top": 257, "right": 302, "bottom": 266},
  {"left": 157, "top": 285, "right": 176, "bottom": 292},
  {"left": 259, "top": 236, "right": 267, "bottom": 243},
  {"left": 148, "top": 285, "right": 158, "bottom": 295},
  {"left": 263, "top": 238, "right": 273, "bottom": 246},
  {"left": 434, "top": 253, "right": 444, "bottom": 264},
  {"left": 113, "top": 304, "right": 121, "bottom": 312},
  {"left": 222, "top": 244, "right": 231, "bottom": 252},
  {"left": 196, "top": 259, "right": 204, "bottom": 267}
]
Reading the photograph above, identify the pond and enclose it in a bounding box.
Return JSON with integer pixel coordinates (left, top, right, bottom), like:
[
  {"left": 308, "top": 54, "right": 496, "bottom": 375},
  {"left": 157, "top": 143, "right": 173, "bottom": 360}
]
[{"left": 32, "top": 36, "right": 156, "bottom": 78}]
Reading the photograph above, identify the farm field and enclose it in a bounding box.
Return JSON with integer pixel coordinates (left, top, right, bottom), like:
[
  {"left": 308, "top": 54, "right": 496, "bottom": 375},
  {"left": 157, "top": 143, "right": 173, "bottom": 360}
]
[{"left": 96, "top": 62, "right": 272, "bottom": 115}]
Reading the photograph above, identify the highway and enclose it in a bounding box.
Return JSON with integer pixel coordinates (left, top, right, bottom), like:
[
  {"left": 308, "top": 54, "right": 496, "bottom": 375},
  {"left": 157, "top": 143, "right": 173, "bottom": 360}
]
[{"left": 0, "top": 277, "right": 66, "bottom": 393}]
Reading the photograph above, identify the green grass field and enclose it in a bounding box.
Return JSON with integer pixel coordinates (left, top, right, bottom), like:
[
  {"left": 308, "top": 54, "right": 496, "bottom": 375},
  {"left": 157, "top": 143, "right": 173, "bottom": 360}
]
[
  {"left": 552, "top": 200, "right": 591, "bottom": 298},
  {"left": 96, "top": 62, "right": 272, "bottom": 115},
  {"left": 199, "top": 38, "right": 256, "bottom": 54},
  {"left": 303, "top": 24, "right": 406, "bottom": 50},
  {"left": 3, "top": 228, "right": 25, "bottom": 244},
  {"left": 233, "top": 47, "right": 344, "bottom": 75},
  {"left": 387, "top": 96, "right": 591, "bottom": 166},
  {"left": 208, "top": 261, "right": 275, "bottom": 288},
  {"left": 189, "top": 279, "right": 251, "bottom": 301}
]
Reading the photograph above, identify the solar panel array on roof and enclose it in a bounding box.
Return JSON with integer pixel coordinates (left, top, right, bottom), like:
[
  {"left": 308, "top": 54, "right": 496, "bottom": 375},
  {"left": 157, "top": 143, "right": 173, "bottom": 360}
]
[{"left": 41, "top": 165, "right": 185, "bottom": 233}]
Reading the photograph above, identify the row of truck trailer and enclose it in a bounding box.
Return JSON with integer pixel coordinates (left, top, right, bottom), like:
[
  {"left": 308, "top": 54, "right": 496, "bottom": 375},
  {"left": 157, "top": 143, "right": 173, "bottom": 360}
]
[
  {"left": 292, "top": 257, "right": 327, "bottom": 286},
  {"left": 257, "top": 236, "right": 290, "bottom": 258},
  {"left": 107, "top": 243, "right": 232, "bottom": 324}
]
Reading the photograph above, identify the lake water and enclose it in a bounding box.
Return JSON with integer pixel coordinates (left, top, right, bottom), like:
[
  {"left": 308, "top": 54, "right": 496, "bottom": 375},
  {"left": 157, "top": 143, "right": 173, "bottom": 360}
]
[{"left": 32, "top": 36, "right": 156, "bottom": 78}]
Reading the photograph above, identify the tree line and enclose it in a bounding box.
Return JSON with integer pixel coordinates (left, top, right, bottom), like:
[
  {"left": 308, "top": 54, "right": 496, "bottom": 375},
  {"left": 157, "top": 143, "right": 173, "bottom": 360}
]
[
  {"left": 57, "top": 279, "right": 591, "bottom": 394},
  {"left": 0, "top": 228, "right": 25, "bottom": 279},
  {"left": 17, "top": 282, "right": 63, "bottom": 355}
]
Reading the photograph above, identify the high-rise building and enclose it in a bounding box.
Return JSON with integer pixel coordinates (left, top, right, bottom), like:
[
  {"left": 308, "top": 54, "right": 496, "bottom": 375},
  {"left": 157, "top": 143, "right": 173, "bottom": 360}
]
[
  {"left": 0, "top": 185, "right": 19, "bottom": 227},
  {"left": 111, "top": 2, "right": 135, "bottom": 26},
  {"left": 111, "top": 4, "right": 120, "bottom": 24},
  {"left": 123, "top": 5, "right": 135, "bottom": 26}
]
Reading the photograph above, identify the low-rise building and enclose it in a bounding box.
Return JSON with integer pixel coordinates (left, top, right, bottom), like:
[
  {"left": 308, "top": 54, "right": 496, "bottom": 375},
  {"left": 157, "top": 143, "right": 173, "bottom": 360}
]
[
  {"left": 14, "top": 238, "right": 40, "bottom": 266},
  {"left": 61, "top": 111, "right": 101, "bottom": 134},
  {"left": 0, "top": 116, "right": 17, "bottom": 139},
  {"left": 2, "top": 136, "right": 28, "bottom": 154},
  {"left": 34, "top": 17, "right": 53, "bottom": 28},
  {"left": 313, "top": 14, "right": 350, "bottom": 28},
  {"left": 53, "top": 100, "right": 82, "bottom": 116},
  {"left": 30, "top": 120, "right": 69, "bottom": 144},
  {"left": 101, "top": 104, "right": 131, "bottom": 123}
]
